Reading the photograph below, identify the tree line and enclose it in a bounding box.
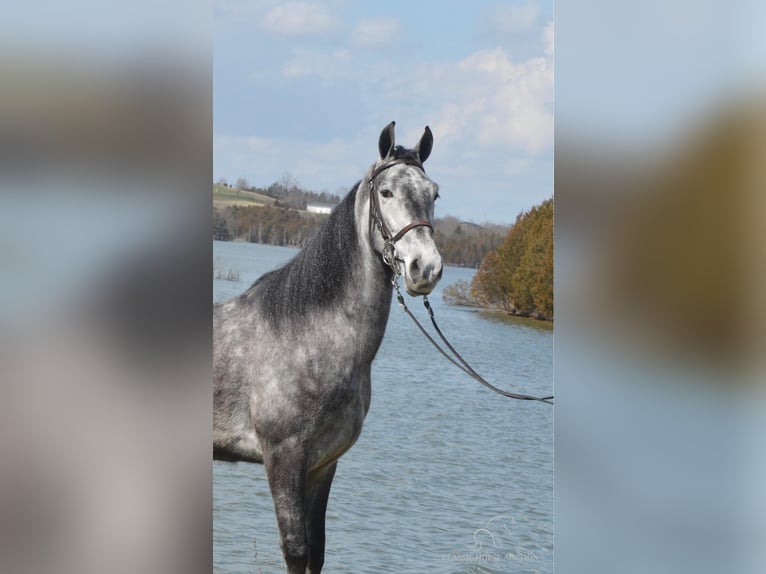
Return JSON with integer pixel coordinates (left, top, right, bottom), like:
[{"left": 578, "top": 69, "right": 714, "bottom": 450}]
[
  {"left": 443, "top": 198, "right": 553, "bottom": 321},
  {"left": 213, "top": 202, "right": 508, "bottom": 268},
  {"left": 214, "top": 204, "right": 324, "bottom": 247}
]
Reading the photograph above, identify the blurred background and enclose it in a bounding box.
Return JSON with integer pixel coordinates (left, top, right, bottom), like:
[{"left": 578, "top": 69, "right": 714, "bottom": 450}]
[
  {"left": 0, "top": 1, "right": 212, "bottom": 574},
  {"left": 0, "top": 1, "right": 764, "bottom": 573},
  {"left": 555, "top": 1, "right": 766, "bottom": 573}
]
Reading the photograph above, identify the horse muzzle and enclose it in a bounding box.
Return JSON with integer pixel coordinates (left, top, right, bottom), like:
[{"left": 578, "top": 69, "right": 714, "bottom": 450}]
[{"left": 403, "top": 256, "right": 443, "bottom": 296}]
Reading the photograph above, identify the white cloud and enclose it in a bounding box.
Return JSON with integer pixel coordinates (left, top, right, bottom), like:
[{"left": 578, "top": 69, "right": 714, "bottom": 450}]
[
  {"left": 261, "top": 2, "right": 336, "bottom": 36},
  {"left": 461, "top": 50, "right": 553, "bottom": 153},
  {"left": 350, "top": 18, "right": 401, "bottom": 48},
  {"left": 382, "top": 43, "right": 553, "bottom": 157}
]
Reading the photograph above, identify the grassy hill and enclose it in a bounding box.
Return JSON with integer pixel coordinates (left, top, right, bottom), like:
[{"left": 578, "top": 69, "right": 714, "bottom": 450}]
[{"left": 213, "top": 184, "right": 277, "bottom": 207}]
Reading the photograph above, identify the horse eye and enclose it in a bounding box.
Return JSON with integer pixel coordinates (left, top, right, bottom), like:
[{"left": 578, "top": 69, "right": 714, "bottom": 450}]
[{"left": 380, "top": 189, "right": 393, "bottom": 198}]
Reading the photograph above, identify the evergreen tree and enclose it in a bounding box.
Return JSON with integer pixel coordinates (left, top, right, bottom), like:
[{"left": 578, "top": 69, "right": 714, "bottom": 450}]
[{"left": 469, "top": 198, "right": 553, "bottom": 320}]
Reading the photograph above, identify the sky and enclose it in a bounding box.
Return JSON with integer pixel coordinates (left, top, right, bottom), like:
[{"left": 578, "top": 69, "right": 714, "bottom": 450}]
[{"left": 213, "top": 0, "right": 553, "bottom": 224}]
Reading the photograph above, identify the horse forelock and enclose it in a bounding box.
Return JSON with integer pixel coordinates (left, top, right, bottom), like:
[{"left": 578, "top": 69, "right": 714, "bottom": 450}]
[{"left": 391, "top": 145, "right": 421, "bottom": 163}]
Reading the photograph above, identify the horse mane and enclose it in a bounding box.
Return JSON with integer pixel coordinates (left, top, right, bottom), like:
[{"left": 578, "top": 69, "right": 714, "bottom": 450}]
[
  {"left": 237, "top": 147, "right": 421, "bottom": 324},
  {"left": 240, "top": 181, "right": 366, "bottom": 323}
]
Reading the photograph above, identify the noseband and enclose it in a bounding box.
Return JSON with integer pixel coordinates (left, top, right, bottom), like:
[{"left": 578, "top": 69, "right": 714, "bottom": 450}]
[{"left": 366, "top": 158, "right": 434, "bottom": 269}]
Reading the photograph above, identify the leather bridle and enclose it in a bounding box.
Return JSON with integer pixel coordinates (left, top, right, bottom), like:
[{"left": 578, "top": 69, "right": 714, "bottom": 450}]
[
  {"left": 365, "top": 157, "right": 554, "bottom": 405},
  {"left": 366, "top": 158, "right": 434, "bottom": 270}
]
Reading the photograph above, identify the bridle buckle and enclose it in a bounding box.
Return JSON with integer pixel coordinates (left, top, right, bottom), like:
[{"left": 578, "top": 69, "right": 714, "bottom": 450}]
[{"left": 382, "top": 241, "right": 397, "bottom": 269}]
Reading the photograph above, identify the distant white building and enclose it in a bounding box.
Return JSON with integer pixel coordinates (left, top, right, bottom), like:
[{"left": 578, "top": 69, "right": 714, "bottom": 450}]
[{"left": 306, "top": 202, "right": 334, "bottom": 215}]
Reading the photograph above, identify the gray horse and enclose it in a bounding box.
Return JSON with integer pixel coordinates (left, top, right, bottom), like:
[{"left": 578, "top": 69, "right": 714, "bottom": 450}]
[{"left": 214, "top": 122, "right": 443, "bottom": 573}]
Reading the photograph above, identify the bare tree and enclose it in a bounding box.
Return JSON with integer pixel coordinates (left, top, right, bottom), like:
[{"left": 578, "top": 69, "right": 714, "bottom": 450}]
[
  {"left": 235, "top": 177, "right": 249, "bottom": 198},
  {"left": 279, "top": 172, "right": 299, "bottom": 193}
]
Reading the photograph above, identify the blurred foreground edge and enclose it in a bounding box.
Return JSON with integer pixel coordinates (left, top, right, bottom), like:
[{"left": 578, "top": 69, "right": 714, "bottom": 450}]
[
  {"left": 555, "top": 93, "right": 766, "bottom": 574},
  {"left": 0, "top": 48, "right": 212, "bottom": 574}
]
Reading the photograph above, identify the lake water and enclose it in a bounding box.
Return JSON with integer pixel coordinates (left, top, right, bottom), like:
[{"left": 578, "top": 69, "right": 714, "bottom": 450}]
[{"left": 213, "top": 241, "right": 553, "bottom": 574}]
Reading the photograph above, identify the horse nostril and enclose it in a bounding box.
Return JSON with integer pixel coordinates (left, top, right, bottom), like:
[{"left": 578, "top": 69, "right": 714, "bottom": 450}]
[
  {"left": 424, "top": 262, "right": 442, "bottom": 283},
  {"left": 409, "top": 259, "right": 421, "bottom": 278}
]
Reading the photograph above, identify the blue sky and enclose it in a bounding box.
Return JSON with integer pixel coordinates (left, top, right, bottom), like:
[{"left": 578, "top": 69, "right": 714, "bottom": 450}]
[{"left": 214, "top": 0, "right": 553, "bottom": 224}]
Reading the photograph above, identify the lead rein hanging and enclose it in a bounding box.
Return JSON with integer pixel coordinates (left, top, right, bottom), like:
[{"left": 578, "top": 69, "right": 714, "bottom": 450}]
[
  {"left": 368, "top": 159, "right": 553, "bottom": 405},
  {"left": 391, "top": 273, "right": 554, "bottom": 405}
]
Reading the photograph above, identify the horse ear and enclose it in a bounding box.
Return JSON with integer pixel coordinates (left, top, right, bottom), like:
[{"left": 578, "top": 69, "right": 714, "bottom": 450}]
[
  {"left": 378, "top": 121, "right": 396, "bottom": 159},
  {"left": 414, "top": 126, "right": 433, "bottom": 163}
]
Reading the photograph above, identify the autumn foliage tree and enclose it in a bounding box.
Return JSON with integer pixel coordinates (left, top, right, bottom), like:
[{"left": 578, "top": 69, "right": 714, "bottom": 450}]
[{"left": 467, "top": 198, "right": 553, "bottom": 320}]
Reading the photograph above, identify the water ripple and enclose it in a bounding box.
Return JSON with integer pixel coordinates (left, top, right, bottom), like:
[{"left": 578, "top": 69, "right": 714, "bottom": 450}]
[{"left": 213, "top": 242, "right": 552, "bottom": 573}]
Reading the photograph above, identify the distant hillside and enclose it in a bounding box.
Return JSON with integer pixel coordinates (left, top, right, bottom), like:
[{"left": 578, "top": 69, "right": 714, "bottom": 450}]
[
  {"left": 434, "top": 217, "right": 507, "bottom": 268},
  {"left": 213, "top": 184, "right": 276, "bottom": 207},
  {"left": 215, "top": 176, "right": 342, "bottom": 211}
]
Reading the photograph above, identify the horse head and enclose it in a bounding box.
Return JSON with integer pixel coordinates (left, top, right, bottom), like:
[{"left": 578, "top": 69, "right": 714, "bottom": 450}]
[{"left": 368, "top": 121, "right": 443, "bottom": 296}]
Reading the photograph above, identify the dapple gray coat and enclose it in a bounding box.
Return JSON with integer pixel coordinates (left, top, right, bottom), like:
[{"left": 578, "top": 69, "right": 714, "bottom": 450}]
[{"left": 214, "top": 122, "right": 442, "bottom": 573}]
